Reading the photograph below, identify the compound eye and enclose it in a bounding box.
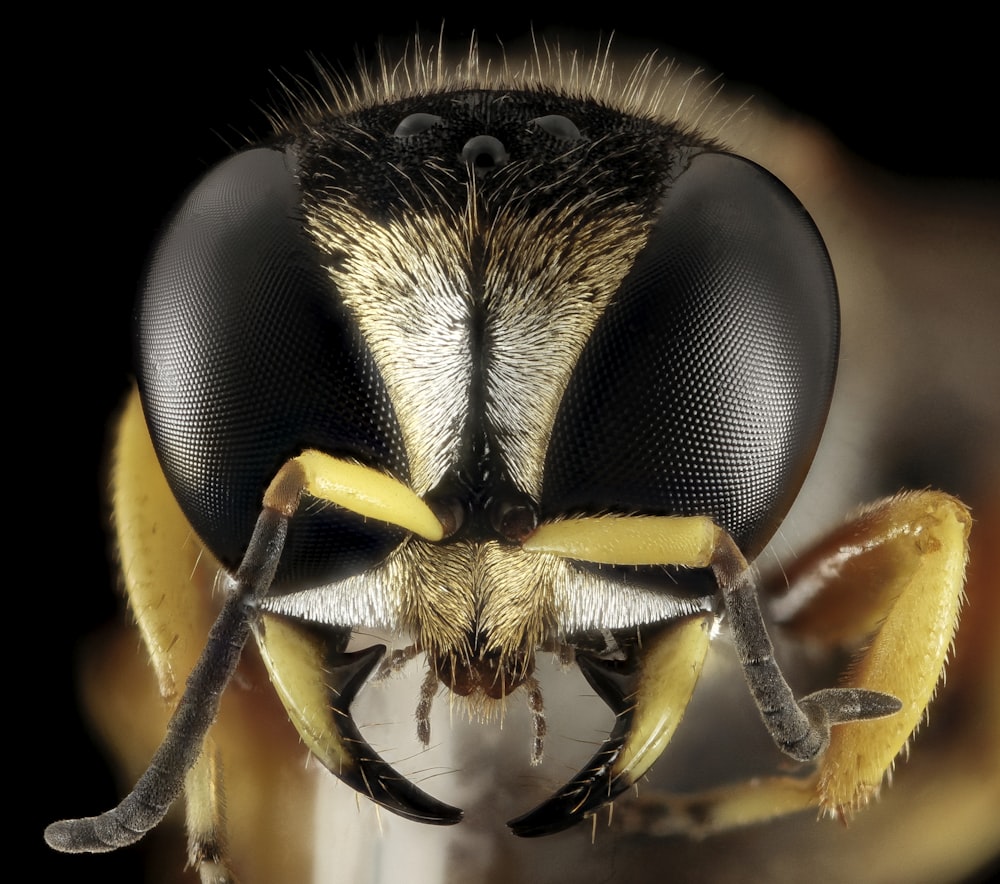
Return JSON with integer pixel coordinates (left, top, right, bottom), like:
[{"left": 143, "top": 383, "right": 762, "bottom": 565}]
[
  {"left": 138, "top": 148, "right": 409, "bottom": 586},
  {"left": 394, "top": 113, "right": 443, "bottom": 137},
  {"left": 529, "top": 114, "right": 582, "bottom": 141},
  {"left": 542, "top": 153, "right": 839, "bottom": 557}
]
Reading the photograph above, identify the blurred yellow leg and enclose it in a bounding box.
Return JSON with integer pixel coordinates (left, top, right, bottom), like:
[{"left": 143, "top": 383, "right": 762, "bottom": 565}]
[{"left": 771, "top": 491, "right": 970, "bottom": 816}]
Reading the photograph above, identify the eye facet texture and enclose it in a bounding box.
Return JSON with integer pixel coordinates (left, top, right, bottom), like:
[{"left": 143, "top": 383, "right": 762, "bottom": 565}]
[
  {"left": 542, "top": 153, "right": 838, "bottom": 556},
  {"left": 138, "top": 148, "right": 407, "bottom": 587}
]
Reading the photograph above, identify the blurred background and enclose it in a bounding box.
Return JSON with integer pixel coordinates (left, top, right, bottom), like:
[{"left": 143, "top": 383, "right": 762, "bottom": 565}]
[{"left": 27, "top": 11, "right": 996, "bottom": 882}]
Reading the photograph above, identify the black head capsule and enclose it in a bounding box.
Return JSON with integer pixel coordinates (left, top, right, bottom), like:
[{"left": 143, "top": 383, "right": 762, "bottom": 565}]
[
  {"left": 53, "top": 59, "right": 935, "bottom": 874},
  {"left": 134, "top": 87, "right": 837, "bottom": 831}
]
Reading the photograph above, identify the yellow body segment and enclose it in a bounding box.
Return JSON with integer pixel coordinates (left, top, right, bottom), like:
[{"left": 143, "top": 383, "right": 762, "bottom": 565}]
[
  {"left": 611, "top": 614, "right": 713, "bottom": 784},
  {"left": 812, "top": 492, "right": 971, "bottom": 814},
  {"left": 112, "top": 387, "right": 223, "bottom": 701},
  {"left": 254, "top": 614, "right": 358, "bottom": 776},
  {"left": 183, "top": 749, "right": 227, "bottom": 872},
  {"left": 291, "top": 449, "right": 444, "bottom": 541},
  {"left": 525, "top": 514, "right": 718, "bottom": 567}
]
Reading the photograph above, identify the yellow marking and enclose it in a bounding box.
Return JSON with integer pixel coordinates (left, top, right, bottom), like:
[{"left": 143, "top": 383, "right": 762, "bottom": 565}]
[
  {"left": 817, "top": 491, "right": 971, "bottom": 815},
  {"left": 524, "top": 514, "right": 718, "bottom": 567},
  {"left": 112, "top": 387, "right": 223, "bottom": 701},
  {"left": 611, "top": 614, "right": 713, "bottom": 783},
  {"left": 183, "top": 745, "right": 225, "bottom": 867},
  {"left": 255, "top": 614, "right": 356, "bottom": 775},
  {"left": 287, "top": 450, "right": 444, "bottom": 541}
]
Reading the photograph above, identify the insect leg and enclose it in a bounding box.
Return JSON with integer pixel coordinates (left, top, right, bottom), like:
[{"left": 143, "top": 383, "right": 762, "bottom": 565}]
[
  {"left": 183, "top": 747, "right": 231, "bottom": 884},
  {"left": 712, "top": 531, "right": 901, "bottom": 762},
  {"left": 613, "top": 492, "right": 971, "bottom": 836},
  {"left": 767, "top": 490, "right": 970, "bottom": 817}
]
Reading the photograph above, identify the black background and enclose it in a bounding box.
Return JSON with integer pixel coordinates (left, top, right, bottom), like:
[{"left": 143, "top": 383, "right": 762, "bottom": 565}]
[{"left": 27, "top": 11, "right": 995, "bottom": 881}]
